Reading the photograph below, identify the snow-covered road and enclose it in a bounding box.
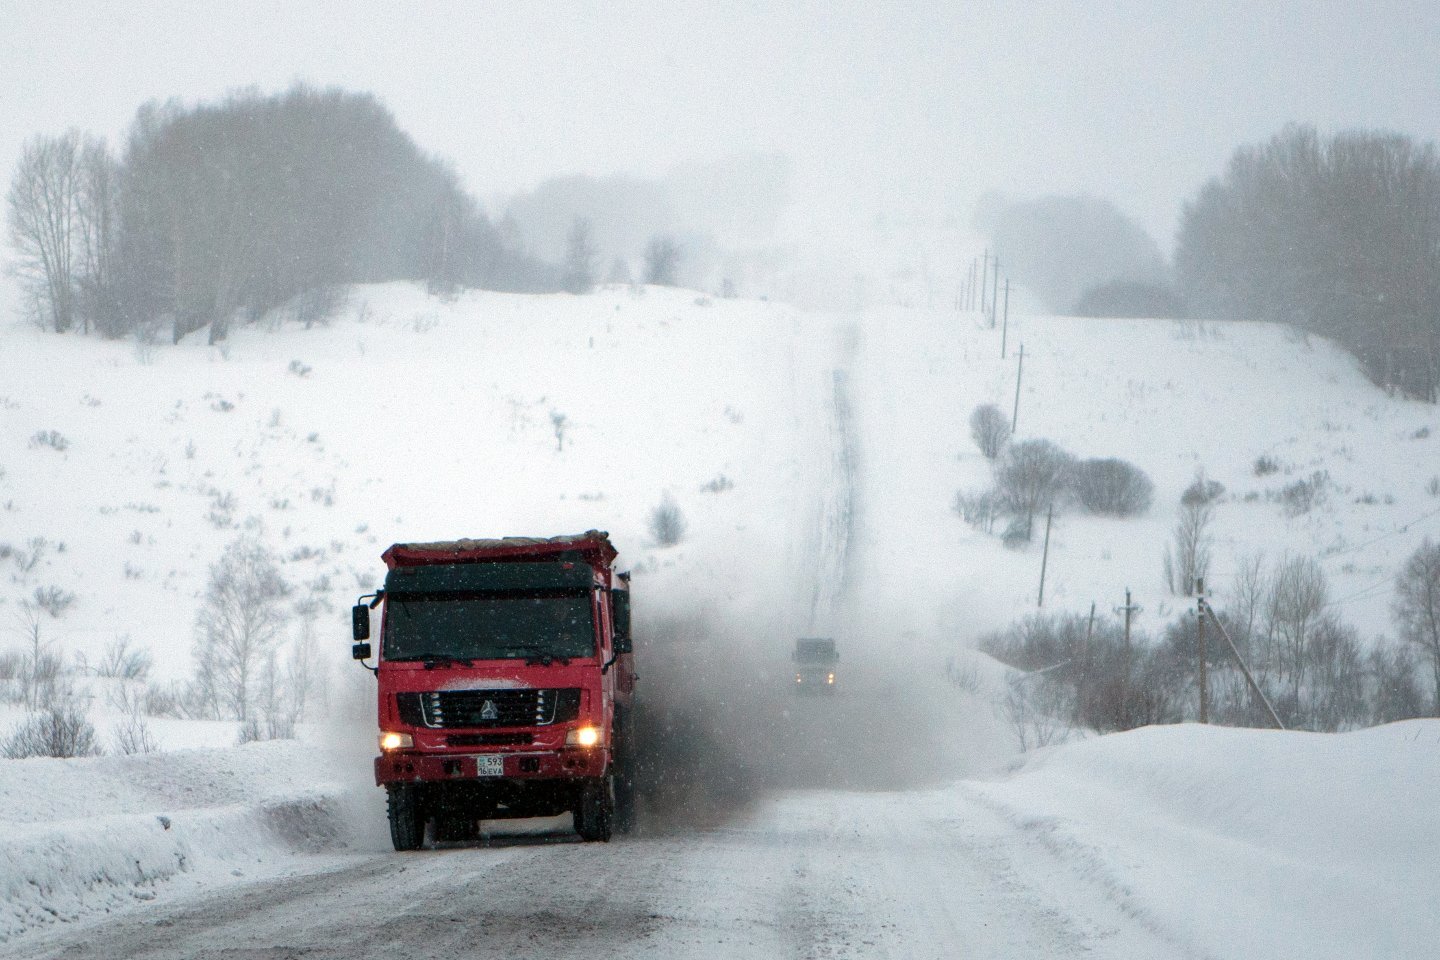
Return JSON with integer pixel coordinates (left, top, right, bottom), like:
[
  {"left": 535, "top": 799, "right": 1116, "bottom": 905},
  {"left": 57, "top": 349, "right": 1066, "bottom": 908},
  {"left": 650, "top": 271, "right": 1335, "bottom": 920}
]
[{"left": 9, "top": 781, "right": 1187, "bottom": 960}]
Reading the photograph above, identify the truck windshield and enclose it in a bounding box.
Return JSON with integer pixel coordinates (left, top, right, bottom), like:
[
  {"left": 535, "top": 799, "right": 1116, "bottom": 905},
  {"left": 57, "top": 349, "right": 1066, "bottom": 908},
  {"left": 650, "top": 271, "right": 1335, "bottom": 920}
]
[{"left": 382, "top": 589, "right": 596, "bottom": 661}]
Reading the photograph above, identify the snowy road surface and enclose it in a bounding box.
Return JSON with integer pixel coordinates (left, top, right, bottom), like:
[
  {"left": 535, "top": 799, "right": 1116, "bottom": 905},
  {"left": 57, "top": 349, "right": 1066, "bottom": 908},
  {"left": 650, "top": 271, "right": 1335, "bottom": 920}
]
[{"left": 10, "top": 786, "right": 1185, "bottom": 960}]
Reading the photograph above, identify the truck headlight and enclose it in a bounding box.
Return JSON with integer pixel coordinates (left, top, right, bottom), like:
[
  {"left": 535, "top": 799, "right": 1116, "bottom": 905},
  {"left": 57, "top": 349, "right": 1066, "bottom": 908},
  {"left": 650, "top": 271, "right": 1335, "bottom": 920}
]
[
  {"left": 565, "top": 725, "right": 602, "bottom": 747},
  {"left": 827, "top": 673, "right": 835, "bottom": 684},
  {"left": 379, "top": 732, "right": 413, "bottom": 752}
]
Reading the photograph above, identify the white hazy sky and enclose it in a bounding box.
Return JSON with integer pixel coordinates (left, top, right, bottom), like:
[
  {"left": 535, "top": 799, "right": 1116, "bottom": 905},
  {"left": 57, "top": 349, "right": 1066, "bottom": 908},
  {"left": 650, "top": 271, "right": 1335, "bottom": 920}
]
[{"left": 3, "top": 0, "right": 1438, "bottom": 250}]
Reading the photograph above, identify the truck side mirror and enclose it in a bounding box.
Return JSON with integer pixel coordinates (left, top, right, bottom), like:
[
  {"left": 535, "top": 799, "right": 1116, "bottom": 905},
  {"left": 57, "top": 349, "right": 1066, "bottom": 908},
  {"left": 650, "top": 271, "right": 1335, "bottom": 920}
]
[
  {"left": 352, "top": 604, "right": 371, "bottom": 641},
  {"left": 352, "top": 642, "right": 372, "bottom": 661},
  {"left": 611, "top": 589, "right": 632, "bottom": 654}
]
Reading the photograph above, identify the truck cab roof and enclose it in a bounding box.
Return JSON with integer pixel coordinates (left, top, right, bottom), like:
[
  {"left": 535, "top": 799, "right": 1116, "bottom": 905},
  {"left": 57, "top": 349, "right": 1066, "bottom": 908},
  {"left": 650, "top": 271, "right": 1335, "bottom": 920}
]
[{"left": 382, "top": 530, "right": 618, "bottom": 569}]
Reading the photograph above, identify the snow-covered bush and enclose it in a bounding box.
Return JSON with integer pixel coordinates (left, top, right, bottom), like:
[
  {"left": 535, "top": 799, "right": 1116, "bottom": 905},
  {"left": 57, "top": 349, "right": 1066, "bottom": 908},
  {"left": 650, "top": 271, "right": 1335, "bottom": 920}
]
[
  {"left": 953, "top": 488, "right": 999, "bottom": 534},
  {"left": 968, "top": 403, "right": 1010, "bottom": 459},
  {"left": 1068, "top": 458, "right": 1153, "bottom": 516},
  {"left": 648, "top": 494, "right": 687, "bottom": 547},
  {"left": 31, "top": 585, "right": 76, "bottom": 618},
  {"left": 992, "top": 438, "right": 1074, "bottom": 539},
  {"left": 1278, "top": 471, "right": 1329, "bottom": 517},
  {"left": 28, "top": 429, "right": 68, "bottom": 452},
  {"left": 2, "top": 701, "right": 100, "bottom": 758},
  {"left": 1181, "top": 471, "right": 1225, "bottom": 505}
]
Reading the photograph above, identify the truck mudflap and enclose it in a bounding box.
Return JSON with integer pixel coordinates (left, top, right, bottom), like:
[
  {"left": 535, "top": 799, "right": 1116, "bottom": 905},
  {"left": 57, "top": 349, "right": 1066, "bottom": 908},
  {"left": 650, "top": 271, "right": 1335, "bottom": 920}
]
[{"left": 375, "top": 748, "right": 607, "bottom": 785}]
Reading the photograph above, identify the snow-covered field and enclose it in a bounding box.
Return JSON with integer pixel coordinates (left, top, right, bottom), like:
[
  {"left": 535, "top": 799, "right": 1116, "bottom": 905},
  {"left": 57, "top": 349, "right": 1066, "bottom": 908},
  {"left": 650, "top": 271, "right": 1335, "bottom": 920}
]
[{"left": 2, "top": 280, "right": 1437, "bottom": 956}]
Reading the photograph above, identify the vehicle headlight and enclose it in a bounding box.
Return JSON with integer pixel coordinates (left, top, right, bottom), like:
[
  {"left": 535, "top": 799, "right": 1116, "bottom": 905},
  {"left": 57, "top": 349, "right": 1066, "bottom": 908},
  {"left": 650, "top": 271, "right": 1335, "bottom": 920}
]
[
  {"left": 565, "top": 725, "right": 602, "bottom": 747},
  {"left": 827, "top": 673, "right": 835, "bottom": 684},
  {"left": 379, "top": 732, "right": 413, "bottom": 752}
]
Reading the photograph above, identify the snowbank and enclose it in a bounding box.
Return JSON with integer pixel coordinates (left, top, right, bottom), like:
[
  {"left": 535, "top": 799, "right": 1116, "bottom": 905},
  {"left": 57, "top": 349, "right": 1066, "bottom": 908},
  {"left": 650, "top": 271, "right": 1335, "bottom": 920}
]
[
  {"left": 971, "top": 720, "right": 1440, "bottom": 959},
  {"left": 0, "top": 740, "right": 379, "bottom": 942}
]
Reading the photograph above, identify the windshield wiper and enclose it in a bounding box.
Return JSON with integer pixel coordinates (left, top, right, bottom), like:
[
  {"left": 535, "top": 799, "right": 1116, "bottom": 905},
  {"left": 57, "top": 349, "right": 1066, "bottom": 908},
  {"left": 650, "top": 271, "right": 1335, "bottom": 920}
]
[{"left": 388, "top": 653, "right": 474, "bottom": 668}]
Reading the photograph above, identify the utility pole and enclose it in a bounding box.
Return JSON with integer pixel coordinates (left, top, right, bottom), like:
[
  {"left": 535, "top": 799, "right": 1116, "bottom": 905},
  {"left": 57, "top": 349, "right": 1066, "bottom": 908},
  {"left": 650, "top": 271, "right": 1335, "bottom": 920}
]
[
  {"left": 1196, "top": 578, "right": 1208, "bottom": 723},
  {"left": 1199, "top": 596, "right": 1285, "bottom": 730},
  {"left": 1077, "top": 600, "right": 1096, "bottom": 724},
  {"left": 980, "top": 249, "right": 990, "bottom": 315},
  {"left": 1000, "top": 279, "right": 1011, "bottom": 358},
  {"left": 1037, "top": 503, "right": 1054, "bottom": 607},
  {"left": 1011, "top": 343, "right": 1025, "bottom": 432},
  {"left": 968, "top": 259, "right": 977, "bottom": 311},
  {"left": 1114, "top": 588, "right": 1141, "bottom": 728},
  {"left": 990, "top": 259, "right": 1000, "bottom": 328}
]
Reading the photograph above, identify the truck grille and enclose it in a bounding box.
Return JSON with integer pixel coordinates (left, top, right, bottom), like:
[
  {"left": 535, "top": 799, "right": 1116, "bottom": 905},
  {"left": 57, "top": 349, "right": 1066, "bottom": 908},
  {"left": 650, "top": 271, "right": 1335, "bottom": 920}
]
[{"left": 397, "top": 688, "right": 581, "bottom": 729}]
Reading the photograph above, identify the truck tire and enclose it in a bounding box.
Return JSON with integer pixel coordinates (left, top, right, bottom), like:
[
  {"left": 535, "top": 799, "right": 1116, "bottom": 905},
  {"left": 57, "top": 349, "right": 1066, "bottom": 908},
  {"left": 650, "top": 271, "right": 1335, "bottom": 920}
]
[
  {"left": 573, "top": 773, "right": 614, "bottom": 842},
  {"left": 387, "top": 784, "right": 426, "bottom": 851}
]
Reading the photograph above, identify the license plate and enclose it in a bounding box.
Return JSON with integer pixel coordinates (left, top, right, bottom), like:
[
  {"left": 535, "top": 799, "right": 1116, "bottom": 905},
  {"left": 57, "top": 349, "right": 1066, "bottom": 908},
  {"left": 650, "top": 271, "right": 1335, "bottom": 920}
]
[{"left": 475, "top": 755, "right": 504, "bottom": 777}]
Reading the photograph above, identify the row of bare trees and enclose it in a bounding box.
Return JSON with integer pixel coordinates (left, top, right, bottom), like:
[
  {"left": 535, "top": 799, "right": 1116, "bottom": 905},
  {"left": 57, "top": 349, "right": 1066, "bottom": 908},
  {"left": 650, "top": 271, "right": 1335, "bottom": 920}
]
[
  {"left": 1177, "top": 124, "right": 1440, "bottom": 400},
  {"left": 7, "top": 85, "right": 558, "bottom": 345}
]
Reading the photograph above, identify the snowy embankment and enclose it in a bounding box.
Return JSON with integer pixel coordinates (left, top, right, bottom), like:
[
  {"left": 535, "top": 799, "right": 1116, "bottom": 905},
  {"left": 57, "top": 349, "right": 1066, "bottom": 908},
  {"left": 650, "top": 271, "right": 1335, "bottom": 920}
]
[
  {"left": 970, "top": 719, "right": 1440, "bottom": 959},
  {"left": 0, "top": 736, "right": 380, "bottom": 942}
]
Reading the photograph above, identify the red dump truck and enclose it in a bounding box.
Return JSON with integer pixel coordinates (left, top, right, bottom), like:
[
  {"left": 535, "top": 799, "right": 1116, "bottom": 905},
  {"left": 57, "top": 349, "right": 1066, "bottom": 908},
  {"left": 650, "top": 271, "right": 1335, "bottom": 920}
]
[{"left": 352, "top": 531, "right": 636, "bottom": 849}]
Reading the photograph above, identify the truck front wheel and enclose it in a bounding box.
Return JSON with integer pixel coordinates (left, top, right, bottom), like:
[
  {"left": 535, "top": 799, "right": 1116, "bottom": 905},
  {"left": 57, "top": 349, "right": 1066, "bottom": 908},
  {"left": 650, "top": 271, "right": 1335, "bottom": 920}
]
[
  {"left": 573, "top": 773, "right": 614, "bottom": 842},
  {"left": 387, "top": 784, "right": 426, "bottom": 851}
]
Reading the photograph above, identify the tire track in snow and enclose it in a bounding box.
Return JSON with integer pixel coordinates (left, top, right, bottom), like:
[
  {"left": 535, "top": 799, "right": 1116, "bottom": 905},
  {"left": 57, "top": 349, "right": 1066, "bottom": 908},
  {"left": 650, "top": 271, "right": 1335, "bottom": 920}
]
[{"left": 807, "top": 323, "right": 862, "bottom": 633}]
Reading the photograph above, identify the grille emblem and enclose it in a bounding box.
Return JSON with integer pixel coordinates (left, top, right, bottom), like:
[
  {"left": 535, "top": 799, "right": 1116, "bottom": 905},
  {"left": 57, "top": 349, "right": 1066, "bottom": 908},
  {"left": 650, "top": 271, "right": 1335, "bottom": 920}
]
[{"left": 480, "top": 699, "right": 499, "bottom": 721}]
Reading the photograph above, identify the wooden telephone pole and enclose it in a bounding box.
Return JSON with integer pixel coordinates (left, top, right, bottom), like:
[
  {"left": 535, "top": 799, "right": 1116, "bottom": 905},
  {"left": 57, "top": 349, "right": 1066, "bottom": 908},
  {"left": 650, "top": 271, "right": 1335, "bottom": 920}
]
[{"left": 1196, "top": 578, "right": 1208, "bottom": 724}]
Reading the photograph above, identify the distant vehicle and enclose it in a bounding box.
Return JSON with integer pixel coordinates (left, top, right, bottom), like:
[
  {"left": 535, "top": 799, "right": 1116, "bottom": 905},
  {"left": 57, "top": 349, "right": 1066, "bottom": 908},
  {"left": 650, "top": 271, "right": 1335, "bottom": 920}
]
[
  {"left": 792, "top": 637, "right": 838, "bottom": 692},
  {"left": 352, "top": 531, "right": 637, "bottom": 850}
]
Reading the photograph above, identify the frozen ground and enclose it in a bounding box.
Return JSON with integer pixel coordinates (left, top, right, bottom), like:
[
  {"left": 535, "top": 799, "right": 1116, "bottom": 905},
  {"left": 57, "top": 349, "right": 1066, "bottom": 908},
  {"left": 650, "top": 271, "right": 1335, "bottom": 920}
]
[{"left": 2, "top": 281, "right": 1437, "bottom": 956}]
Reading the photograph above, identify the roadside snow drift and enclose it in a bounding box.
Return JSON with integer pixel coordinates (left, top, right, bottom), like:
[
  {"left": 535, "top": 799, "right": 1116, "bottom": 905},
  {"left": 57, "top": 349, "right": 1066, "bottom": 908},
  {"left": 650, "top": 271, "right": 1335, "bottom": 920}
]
[{"left": 972, "top": 719, "right": 1440, "bottom": 959}]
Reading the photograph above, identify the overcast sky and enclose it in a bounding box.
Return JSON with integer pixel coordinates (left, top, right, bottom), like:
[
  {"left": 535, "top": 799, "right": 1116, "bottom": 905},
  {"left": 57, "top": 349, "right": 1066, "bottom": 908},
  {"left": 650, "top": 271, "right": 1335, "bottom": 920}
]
[{"left": 3, "top": 0, "right": 1438, "bottom": 252}]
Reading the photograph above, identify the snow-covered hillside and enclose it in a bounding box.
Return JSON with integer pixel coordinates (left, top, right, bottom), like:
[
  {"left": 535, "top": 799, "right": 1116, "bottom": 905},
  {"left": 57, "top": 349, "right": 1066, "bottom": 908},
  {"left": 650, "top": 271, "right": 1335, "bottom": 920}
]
[
  {"left": 2, "top": 281, "right": 1438, "bottom": 955},
  {"left": 2, "top": 283, "right": 1434, "bottom": 680}
]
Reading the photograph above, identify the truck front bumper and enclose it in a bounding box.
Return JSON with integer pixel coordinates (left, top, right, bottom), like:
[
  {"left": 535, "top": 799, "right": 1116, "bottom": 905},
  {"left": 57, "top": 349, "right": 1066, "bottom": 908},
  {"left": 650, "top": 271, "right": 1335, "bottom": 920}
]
[{"left": 374, "top": 747, "right": 606, "bottom": 786}]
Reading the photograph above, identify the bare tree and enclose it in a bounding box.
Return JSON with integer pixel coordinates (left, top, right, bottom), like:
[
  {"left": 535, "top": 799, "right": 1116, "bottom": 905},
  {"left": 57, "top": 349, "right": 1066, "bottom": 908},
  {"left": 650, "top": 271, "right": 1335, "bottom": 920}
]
[
  {"left": 75, "top": 137, "right": 118, "bottom": 335},
  {"left": 968, "top": 403, "right": 1010, "bottom": 459},
  {"left": 7, "top": 131, "right": 83, "bottom": 332},
  {"left": 1267, "top": 555, "right": 1328, "bottom": 701},
  {"left": 643, "top": 235, "right": 682, "bottom": 286},
  {"left": 562, "top": 217, "right": 597, "bottom": 294},
  {"left": 1394, "top": 538, "right": 1440, "bottom": 713},
  {"left": 1229, "top": 552, "right": 1268, "bottom": 663},
  {"left": 193, "top": 538, "right": 289, "bottom": 722},
  {"left": 1163, "top": 500, "right": 1214, "bottom": 596},
  {"left": 993, "top": 439, "right": 1074, "bottom": 539}
]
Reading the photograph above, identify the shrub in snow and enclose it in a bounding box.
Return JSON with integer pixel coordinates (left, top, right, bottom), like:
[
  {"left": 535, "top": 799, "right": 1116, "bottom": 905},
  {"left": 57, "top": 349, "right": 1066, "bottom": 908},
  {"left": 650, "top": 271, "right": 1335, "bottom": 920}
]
[
  {"left": 968, "top": 404, "right": 1011, "bottom": 460},
  {"left": 1253, "top": 454, "right": 1281, "bottom": 476},
  {"left": 1278, "top": 470, "right": 1329, "bottom": 517},
  {"left": 92, "top": 637, "right": 152, "bottom": 681},
  {"left": 2, "top": 702, "right": 100, "bottom": 758},
  {"left": 1181, "top": 471, "right": 1225, "bottom": 506},
  {"left": 649, "top": 494, "right": 687, "bottom": 547},
  {"left": 993, "top": 438, "right": 1075, "bottom": 539},
  {"left": 700, "top": 474, "right": 733, "bottom": 493},
  {"left": 32, "top": 585, "right": 76, "bottom": 618},
  {"left": 28, "top": 429, "right": 68, "bottom": 452},
  {"left": 953, "top": 488, "right": 999, "bottom": 534},
  {"left": 1069, "top": 458, "right": 1153, "bottom": 516}
]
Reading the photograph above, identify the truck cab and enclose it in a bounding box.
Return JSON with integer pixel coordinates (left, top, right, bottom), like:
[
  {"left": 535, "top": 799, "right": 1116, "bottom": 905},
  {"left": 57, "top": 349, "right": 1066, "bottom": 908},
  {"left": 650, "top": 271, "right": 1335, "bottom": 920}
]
[
  {"left": 792, "top": 637, "right": 838, "bottom": 693},
  {"left": 352, "top": 531, "right": 636, "bottom": 849}
]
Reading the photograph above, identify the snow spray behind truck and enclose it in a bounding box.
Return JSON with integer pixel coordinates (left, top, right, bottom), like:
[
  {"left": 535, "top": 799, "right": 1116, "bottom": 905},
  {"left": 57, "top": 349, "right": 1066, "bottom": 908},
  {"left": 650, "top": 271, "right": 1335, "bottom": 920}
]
[{"left": 352, "top": 531, "right": 637, "bottom": 849}]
